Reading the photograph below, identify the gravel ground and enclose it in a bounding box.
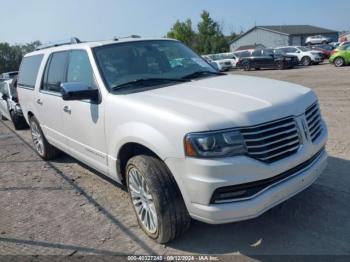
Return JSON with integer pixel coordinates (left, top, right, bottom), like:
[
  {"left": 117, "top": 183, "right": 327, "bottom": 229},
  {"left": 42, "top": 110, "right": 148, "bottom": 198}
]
[{"left": 0, "top": 63, "right": 349, "bottom": 259}]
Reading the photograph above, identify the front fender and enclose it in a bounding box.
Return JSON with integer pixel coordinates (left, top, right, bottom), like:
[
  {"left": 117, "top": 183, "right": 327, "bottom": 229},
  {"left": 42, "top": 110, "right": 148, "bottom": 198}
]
[{"left": 108, "top": 122, "right": 180, "bottom": 161}]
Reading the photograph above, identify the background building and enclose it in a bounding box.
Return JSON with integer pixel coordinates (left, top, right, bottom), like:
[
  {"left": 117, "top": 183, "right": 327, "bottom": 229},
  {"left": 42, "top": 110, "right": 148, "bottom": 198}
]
[{"left": 230, "top": 25, "right": 339, "bottom": 51}]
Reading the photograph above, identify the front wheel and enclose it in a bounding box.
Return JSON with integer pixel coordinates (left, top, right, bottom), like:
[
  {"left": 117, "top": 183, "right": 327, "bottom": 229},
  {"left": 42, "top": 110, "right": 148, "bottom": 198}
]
[
  {"left": 126, "top": 155, "right": 190, "bottom": 243},
  {"left": 29, "top": 116, "right": 60, "bottom": 160},
  {"left": 276, "top": 61, "right": 285, "bottom": 70},
  {"left": 243, "top": 61, "right": 251, "bottom": 71},
  {"left": 301, "top": 56, "right": 312, "bottom": 66},
  {"left": 334, "top": 57, "right": 345, "bottom": 67}
]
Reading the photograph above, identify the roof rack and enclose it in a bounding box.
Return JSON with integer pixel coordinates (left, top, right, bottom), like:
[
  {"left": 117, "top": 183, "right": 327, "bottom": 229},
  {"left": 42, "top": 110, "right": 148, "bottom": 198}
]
[
  {"left": 36, "top": 37, "right": 81, "bottom": 50},
  {"left": 113, "top": 35, "right": 141, "bottom": 41}
]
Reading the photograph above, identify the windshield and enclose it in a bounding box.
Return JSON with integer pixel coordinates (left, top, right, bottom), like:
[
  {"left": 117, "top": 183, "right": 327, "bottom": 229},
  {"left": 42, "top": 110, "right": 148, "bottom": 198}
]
[{"left": 93, "top": 40, "right": 217, "bottom": 90}]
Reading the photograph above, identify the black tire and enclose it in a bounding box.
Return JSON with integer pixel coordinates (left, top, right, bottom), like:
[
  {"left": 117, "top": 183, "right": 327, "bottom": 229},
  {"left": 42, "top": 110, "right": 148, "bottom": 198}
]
[
  {"left": 126, "top": 155, "right": 190, "bottom": 244},
  {"left": 243, "top": 61, "right": 251, "bottom": 71},
  {"left": 276, "top": 61, "right": 285, "bottom": 70},
  {"left": 29, "top": 115, "right": 61, "bottom": 160},
  {"left": 254, "top": 68, "right": 261, "bottom": 70},
  {"left": 334, "top": 57, "right": 345, "bottom": 67},
  {"left": 10, "top": 111, "right": 28, "bottom": 130},
  {"left": 301, "top": 56, "right": 312, "bottom": 66}
]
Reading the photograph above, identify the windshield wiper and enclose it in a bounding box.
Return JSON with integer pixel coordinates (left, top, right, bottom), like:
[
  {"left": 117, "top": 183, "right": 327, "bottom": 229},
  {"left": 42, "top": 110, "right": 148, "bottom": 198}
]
[
  {"left": 181, "top": 70, "right": 225, "bottom": 80},
  {"left": 111, "top": 78, "right": 189, "bottom": 90}
]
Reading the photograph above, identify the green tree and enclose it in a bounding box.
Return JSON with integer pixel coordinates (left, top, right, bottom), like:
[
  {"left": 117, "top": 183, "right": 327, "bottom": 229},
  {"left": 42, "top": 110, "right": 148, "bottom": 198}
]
[
  {"left": 0, "top": 41, "right": 40, "bottom": 73},
  {"left": 167, "top": 19, "right": 196, "bottom": 49},
  {"left": 196, "top": 10, "right": 229, "bottom": 54}
]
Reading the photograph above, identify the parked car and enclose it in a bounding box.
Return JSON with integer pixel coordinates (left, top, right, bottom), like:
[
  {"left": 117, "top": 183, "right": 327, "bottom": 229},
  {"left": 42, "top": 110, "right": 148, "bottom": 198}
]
[
  {"left": 237, "top": 48, "right": 299, "bottom": 71},
  {"left": 0, "top": 71, "right": 18, "bottom": 79},
  {"left": 310, "top": 44, "right": 335, "bottom": 59},
  {"left": 276, "top": 46, "right": 324, "bottom": 66},
  {"left": 0, "top": 77, "right": 28, "bottom": 129},
  {"left": 329, "top": 44, "right": 350, "bottom": 67},
  {"left": 202, "top": 54, "right": 233, "bottom": 71},
  {"left": 17, "top": 37, "right": 328, "bottom": 243},
  {"left": 305, "top": 35, "right": 332, "bottom": 45}
]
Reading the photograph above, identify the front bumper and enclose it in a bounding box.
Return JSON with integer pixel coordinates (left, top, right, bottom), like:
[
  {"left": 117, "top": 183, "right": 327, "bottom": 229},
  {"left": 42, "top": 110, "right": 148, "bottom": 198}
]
[{"left": 188, "top": 149, "right": 327, "bottom": 224}]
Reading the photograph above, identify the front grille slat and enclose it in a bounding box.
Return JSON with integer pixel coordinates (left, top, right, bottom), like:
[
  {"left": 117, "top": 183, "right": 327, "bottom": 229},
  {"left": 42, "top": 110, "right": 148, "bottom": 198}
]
[
  {"left": 240, "top": 117, "right": 300, "bottom": 163},
  {"left": 305, "top": 103, "right": 323, "bottom": 142}
]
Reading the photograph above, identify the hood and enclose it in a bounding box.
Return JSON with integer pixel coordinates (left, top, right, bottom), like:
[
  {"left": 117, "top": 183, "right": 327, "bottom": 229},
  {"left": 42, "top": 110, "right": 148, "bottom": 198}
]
[{"left": 128, "top": 75, "right": 317, "bottom": 131}]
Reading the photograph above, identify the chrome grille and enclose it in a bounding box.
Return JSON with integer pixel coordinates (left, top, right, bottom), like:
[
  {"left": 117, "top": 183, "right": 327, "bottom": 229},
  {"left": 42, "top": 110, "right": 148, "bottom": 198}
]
[
  {"left": 305, "top": 103, "right": 322, "bottom": 142},
  {"left": 240, "top": 117, "right": 300, "bottom": 163}
]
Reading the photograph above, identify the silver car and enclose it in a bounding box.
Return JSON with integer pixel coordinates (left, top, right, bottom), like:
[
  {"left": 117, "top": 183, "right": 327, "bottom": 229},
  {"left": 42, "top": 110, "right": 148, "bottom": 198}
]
[
  {"left": 305, "top": 35, "right": 332, "bottom": 45},
  {"left": 0, "top": 78, "right": 28, "bottom": 129}
]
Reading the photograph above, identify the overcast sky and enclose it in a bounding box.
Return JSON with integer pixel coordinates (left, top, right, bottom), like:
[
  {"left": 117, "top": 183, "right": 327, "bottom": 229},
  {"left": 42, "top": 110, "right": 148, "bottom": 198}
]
[{"left": 1, "top": 0, "right": 349, "bottom": 44}]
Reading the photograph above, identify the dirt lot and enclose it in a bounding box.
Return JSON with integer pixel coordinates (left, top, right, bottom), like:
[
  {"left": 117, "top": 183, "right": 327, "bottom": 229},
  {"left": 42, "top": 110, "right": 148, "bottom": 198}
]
[{"left": 0, "top": 63, "right": 349, "bottom": 258}]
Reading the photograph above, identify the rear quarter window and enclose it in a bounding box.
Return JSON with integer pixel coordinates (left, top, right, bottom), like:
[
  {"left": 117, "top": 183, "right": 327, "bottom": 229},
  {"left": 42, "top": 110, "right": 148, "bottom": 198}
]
[{"left": 18, "top": 54, "right": 44, "bottom": 89}]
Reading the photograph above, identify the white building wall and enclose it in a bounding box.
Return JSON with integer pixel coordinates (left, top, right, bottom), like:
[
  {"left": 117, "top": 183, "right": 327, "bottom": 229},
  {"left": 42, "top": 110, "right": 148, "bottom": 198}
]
[{"left": 230, "top": 28, "right": 290, "bottom": 51}]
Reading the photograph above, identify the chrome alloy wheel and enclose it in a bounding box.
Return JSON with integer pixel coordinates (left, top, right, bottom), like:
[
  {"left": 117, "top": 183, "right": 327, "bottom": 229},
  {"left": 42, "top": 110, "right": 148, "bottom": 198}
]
[
  {"left": 30, "top": 121, "right": 44, "bottom": 156},
  {"left": 128, "top": 167, "right": 158, "bottom": 234}
]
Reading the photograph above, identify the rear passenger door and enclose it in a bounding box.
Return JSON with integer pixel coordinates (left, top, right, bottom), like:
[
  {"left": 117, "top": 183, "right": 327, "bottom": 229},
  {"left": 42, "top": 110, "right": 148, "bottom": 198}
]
[
  {"left": 61, "top": 50, "right": 107, "bottom": 173},
  {"left": 36, "top": 51, "right": 68, "bottom": 149}
]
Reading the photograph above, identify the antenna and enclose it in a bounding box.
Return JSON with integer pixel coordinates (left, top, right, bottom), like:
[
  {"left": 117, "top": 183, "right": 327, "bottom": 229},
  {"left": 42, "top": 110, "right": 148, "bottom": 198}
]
[{"left": 36, "top": 37, "right": 81, "bottom": 50}]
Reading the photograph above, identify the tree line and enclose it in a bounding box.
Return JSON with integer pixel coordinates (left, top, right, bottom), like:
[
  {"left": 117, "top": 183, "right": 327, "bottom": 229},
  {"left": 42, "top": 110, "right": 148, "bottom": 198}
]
[
  {"left": 0, "top": 41, "right": 40, "bottom": 74},
  {"left": 0, "top": 10, "right": 237, "bottom": 74}
]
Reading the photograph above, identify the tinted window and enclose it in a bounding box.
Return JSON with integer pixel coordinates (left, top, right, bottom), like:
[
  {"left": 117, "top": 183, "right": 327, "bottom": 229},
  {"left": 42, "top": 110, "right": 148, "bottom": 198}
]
[
  {"left": 252, "top": 50, "right": 262, "bottom": 56},
  {"left": 42, "top": 52, "right": 68, "bottom": 92},
  {"left": 67, "top": 50, "right": 95, "bottom": 88},
  {"left": 18, "top": 55, "right": 44, "bottom": 88}
]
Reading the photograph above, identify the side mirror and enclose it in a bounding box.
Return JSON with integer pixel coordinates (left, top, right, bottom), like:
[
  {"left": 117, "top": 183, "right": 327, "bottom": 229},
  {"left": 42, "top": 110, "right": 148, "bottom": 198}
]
[
  {"left": 1, "top": 94, "right": 8, "bottom": 100},
  {"left": 61, "top": 82, "right": 99, "bottom": 102}
]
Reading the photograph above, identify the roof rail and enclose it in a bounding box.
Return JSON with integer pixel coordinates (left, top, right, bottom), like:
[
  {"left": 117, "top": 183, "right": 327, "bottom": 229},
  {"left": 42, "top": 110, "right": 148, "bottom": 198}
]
[
  {"left": 36, "top": 37, "right": 81, "bottom": 50},
  {"left": 113, "top": 35, "right": 141, "bottom": 41}
]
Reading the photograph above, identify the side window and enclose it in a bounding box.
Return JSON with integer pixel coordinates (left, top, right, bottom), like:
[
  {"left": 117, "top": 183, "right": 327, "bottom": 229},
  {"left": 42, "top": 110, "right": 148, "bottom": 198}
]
[
  {"left": 67, "top": 50, "right": 95, "bottom": 89},
  {"left": 18, "top": 54, "right": 44, "bottom": 89},
  {"left": 42, "top": 52, "right": 68, "bottom": 93},
  {"left": 252, "top": 50, "right": 261, "bottom": 56}
]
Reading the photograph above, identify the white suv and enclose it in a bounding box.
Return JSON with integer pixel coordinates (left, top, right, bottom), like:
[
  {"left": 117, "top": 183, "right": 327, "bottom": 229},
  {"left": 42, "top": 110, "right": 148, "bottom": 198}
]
[
  {"left": 305, "top": 35, "right": 332, "bottom": 45},
  {"left": 276, "top": 46, "right": 324, "bottom": 66},
  {"left": 17, "top": 37, "right": 328, "bottom": 243}
]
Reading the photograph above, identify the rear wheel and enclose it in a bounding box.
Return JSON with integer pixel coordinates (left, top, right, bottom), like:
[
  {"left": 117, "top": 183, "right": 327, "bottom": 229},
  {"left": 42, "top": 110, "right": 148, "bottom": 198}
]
[
  {"left": 29, "top": 116, "right": 61, "bottom": 160},
  {"left": 334, "top": 57, "right": 345, "bottom": 67},
  {"left": 126, "top": 155, "right": 190, "bottom": 243},
  {"left": 10, "top": 111, "right": 28, "bottom": 130},
  {"left": 301, "top": 56, "right": 312, "bottom": 66}
]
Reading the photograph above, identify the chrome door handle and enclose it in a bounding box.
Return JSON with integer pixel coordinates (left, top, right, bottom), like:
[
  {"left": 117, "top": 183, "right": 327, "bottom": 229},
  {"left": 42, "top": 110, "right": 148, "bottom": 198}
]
[
  {"left": 36, "top": 99, "right": 43, "bottom": 105},
  {"left": 63, "top": 106, "right": 71, "bottom": 114}
]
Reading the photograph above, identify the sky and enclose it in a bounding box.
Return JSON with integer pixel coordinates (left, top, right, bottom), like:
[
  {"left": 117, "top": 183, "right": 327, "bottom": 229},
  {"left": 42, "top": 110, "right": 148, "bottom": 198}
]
[{"left": 1, "top": 0, "right": 349, "bottom": 44}]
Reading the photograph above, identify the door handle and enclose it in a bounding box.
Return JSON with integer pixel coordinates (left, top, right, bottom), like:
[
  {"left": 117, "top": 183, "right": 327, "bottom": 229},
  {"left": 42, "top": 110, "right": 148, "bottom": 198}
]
[
  {"left": 63, "top": 105, "right": 71, "bottom": 114},
  {"left": 36, "top": 99, "right": 43, "bottom": 105}
]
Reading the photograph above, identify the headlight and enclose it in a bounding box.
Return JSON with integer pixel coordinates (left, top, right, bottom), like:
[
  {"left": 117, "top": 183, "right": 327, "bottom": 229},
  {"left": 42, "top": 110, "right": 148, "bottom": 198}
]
[{"left": 184, "top": 129, "right": 247, "bottom": 158}]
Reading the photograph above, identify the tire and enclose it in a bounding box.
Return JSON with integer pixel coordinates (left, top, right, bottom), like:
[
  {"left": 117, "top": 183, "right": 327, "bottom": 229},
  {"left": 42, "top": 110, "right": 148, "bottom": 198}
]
[
  {"left": 254, "top": 68, "right": 261, "bottom": 70},
  {"left": 29, "top": 115, "right": 61, "bottom": 160},
  {"left": 322, "top": 41, "right": 327, "bottom": 44},
  {"left": 301, "top": 56, "right": 312, "bottom": 66},
  {"left": 276, "top": 61, "right": 285, "bottom": 70},
  {"left": 334, "top": 57, "right": 345, "bottom": 67},
  {"left": 10, "top": 111, "right": 28, "bottom": 130},
  {"left": 126, "top": 155, "right": 190, "bottom": 243},
  {"left": 243, "top": 61, "right": 251, "bottom": 71}
]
